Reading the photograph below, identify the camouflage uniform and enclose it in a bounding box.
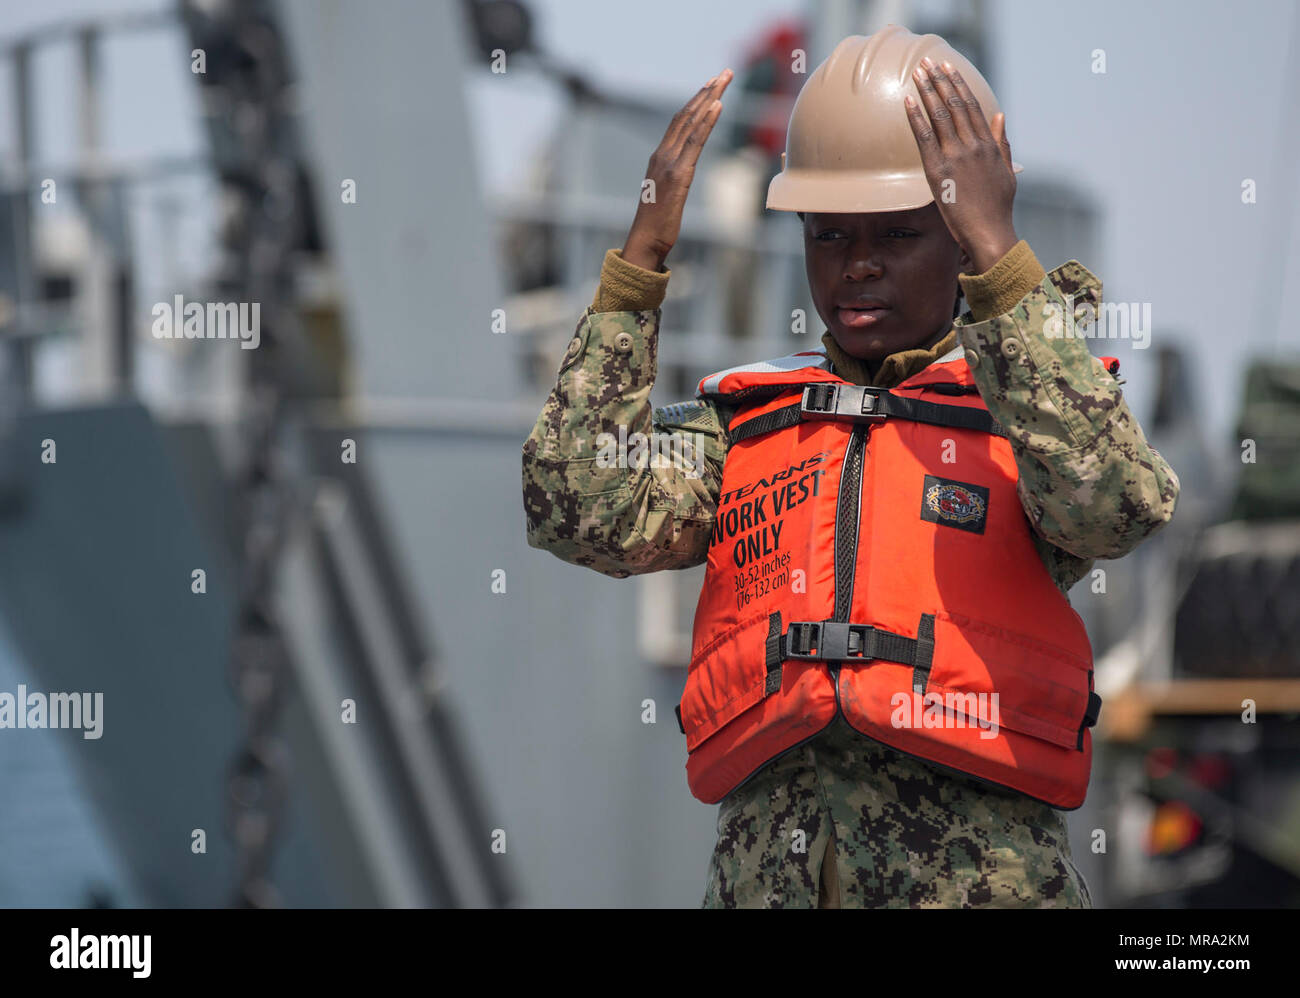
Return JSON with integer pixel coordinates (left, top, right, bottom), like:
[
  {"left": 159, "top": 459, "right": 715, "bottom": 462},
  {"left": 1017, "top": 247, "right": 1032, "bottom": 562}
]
[
  {"left": 703, "top": 714, "right": 1093, "bottom": 908},
  {"left": 522, "top": 251, "right": 1180, "bottom": 908}
]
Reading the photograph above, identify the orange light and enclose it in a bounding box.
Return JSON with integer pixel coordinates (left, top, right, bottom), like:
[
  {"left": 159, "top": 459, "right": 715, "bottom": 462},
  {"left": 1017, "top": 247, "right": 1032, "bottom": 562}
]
[{"left": 1145, "top": 800, "right": 1203, "bottom": 855}]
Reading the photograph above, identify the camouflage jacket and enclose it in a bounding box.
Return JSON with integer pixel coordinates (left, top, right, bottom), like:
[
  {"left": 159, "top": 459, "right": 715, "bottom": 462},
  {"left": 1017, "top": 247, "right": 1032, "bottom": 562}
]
[
  {"left": 521, "top": 259, "right": 1181, "bottom": 907},
  {"left": 522, "top": 260, "right": 1180, "bottom": 593}
]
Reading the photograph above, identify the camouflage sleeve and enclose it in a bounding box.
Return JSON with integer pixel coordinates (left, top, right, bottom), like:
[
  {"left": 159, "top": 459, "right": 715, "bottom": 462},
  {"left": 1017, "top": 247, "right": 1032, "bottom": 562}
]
[
  {"left": 521, "top": 307, "right": 728, "bottom": 578},
  {"left": 954, "top": 260, "right": 1180, "bottom": 562}
]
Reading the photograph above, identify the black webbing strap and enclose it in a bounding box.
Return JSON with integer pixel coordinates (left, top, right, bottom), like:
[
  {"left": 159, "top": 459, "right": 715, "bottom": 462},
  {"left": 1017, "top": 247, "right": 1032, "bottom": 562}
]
[
  {"left": 782, "top": 616, "right": 934, "bottom": 672},
  {"left": 910, "top": 613, "right": 936, "bottom": 694},
  {"left": 674, "top": 702, "right": 685, "bottom": 734},
  {"left": 727, "top": 383, "right": 1008, "bottom": 443},
  {"left": 729, "top": 403, "right": 804, "bottom": 443},
  {"left": 764, "top": 611, "right": 784, "bottom": 695},
  {"left": 1077, "top": 678, "right": 1102, "bottom": 750},
  {"left": 879, "top": 393, "right": 1008, "bottom": 438}
]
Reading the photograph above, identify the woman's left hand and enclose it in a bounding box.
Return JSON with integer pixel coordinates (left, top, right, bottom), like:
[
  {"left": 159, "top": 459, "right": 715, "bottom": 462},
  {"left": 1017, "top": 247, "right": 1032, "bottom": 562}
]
[{"left": 904, "top": 57, "right": 1018, "bottom": 273}]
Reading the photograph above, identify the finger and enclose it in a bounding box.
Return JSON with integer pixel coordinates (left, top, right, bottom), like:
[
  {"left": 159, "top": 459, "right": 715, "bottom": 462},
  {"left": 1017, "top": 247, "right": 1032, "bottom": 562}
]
[
  {"left": 903, "top": 92, "right": 942, "bottom": 167},
  {"left": 693, "top": 69, "right": 732, "bottom": 127},
  {"left": 667, "top": 70, "right": 731, "bottom": 153},
  {"left": 687, "top": 70, "right": 732, "bottom": 132},
  {"left": 709, "top": 67, "right": 733, "bottom": 98},
  {"left": 683, "top": 69, "right": 732, "bottom": 135},
  {"left": 991, "top": 113, "right": 1014, "bottom": 173},
  {"left": 942, "top": 62, "right": 993, "bottom": 142},
  {"left": 679, "top": 99, "right": 724, "bottom": 169},
  {"left": 665, "top": 76, "right": 721, "bottom": 149},
  {"left": 925, "top": 58, "right": 976, "bottom": 143},
  {"left": 911, "top": 60, "right": 958, "bottom": 147}
]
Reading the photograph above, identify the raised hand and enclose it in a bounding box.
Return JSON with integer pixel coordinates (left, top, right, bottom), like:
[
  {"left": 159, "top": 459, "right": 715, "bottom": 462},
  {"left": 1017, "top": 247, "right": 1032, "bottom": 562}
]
[
  {"left": 904, "top": 57, "right": 1018, "bottom": 274},
  {"left": 622, "top": 69, "right": 733, "bottom": 272}
]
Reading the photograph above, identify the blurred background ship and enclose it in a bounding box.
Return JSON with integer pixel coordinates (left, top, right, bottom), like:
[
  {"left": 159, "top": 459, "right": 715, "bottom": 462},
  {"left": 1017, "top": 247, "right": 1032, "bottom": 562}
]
[{"left": 0, "top": 0, "right": 1296, "bottom": 907}]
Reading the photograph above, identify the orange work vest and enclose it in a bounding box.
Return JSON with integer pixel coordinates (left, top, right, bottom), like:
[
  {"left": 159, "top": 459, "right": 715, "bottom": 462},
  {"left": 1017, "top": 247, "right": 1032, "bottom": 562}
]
[{"left": 674, "top": 347, "right": 1110, "bottom": 810}]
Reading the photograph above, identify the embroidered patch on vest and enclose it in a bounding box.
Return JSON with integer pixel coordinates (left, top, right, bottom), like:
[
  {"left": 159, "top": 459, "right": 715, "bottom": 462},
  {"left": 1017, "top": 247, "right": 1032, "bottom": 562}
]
[{"left": 920, "top": 475, "right": 989, "bottom": 534}]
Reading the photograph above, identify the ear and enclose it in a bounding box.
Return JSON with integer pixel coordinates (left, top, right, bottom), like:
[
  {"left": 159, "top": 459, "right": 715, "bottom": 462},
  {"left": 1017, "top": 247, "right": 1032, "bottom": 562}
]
[{"left": 957, "top": 244, "right": 974, "bottom": 274}]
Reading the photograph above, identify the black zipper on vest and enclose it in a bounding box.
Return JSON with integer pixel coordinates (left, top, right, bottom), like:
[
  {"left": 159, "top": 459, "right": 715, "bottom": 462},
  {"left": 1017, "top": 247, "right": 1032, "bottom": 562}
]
[
  {"left": 818, "top": 424, "right": 866, "bottom": 685},
  {"left": 832, "top": 426, "right": 867, "bottom": 627}
]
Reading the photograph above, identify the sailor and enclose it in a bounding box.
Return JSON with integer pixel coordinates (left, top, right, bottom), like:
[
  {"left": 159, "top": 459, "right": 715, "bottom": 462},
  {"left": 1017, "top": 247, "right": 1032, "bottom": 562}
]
[{"left": 522, "top": 25, "right": 1179, "bottom": 908}]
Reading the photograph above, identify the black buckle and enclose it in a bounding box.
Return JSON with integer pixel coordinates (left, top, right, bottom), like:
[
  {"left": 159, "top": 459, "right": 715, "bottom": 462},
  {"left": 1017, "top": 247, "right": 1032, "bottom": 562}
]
[
  {"left": 801, "top": 384, "right": 839, "bottom": 415},
  {"left": 784, "top": 620, "right": 869, "bottom": 662},
  {"left": 799, "top": 384, "right": 887, "bottom": 423}
]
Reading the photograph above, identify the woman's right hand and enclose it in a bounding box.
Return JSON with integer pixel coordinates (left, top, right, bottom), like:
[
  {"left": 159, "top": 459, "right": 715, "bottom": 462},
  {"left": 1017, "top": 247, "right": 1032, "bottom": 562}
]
[{"left": 621, "top": 69, "right": 733, "bottom": 272}]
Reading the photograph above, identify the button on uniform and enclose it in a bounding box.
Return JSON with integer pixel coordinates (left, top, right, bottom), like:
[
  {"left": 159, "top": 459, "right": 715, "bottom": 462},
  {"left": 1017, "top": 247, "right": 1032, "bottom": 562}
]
[
  {"left": 1001, "top": 336, "right": 1023, "bottom": 360},
  {"left": 963, "top": 347, "right": 980, "bottom": 368},
  {"left": 613, "top": 331, "right": 634, "bottom": 353},
  {"left": 564, "top": 335, "right": 582, "bottom": 360}
]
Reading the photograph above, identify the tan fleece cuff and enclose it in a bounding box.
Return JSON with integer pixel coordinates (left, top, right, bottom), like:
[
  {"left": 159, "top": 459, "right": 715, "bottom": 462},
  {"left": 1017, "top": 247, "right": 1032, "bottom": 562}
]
[
  {"left": 958, "top": 240, "right": 1046, "bottom": 322},
  {"left": 590, "top": 248, "right": 671, "bottom": 312}
]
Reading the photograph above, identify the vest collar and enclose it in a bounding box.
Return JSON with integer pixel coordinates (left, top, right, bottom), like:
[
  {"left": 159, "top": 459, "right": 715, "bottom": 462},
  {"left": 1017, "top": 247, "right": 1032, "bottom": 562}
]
[
  {"left": 699, "top": 343, "right": 975, "bottom": 399},
  {"left": 894, "top": 345, "right": 975, "bottom": 390},
  {"left": 697, "top": 348, "right": 835, "bottom": 398}
]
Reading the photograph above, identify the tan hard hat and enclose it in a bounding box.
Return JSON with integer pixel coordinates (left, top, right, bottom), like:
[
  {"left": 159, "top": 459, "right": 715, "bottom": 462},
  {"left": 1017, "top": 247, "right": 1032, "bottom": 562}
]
[{"left": 767, "top": 24, "right": 1022, "bottom": 213}]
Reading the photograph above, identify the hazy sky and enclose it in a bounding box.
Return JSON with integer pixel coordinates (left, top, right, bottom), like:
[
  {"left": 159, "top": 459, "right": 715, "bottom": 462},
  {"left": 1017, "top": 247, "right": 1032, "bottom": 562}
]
[
  {"left": 3, "top": 0, "right": 1297, "bottom": 445},
  {"left": 466, "top": 0, "right": 1300, "bottom": 448}
]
